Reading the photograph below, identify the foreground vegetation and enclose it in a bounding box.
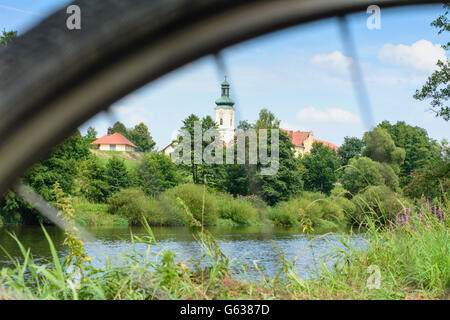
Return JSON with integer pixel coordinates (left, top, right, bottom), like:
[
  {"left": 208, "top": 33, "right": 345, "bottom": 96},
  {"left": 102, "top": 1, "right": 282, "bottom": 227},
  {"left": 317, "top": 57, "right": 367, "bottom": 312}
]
[{"left": 0, "top": 197, "right": 447, "bottom": 300}]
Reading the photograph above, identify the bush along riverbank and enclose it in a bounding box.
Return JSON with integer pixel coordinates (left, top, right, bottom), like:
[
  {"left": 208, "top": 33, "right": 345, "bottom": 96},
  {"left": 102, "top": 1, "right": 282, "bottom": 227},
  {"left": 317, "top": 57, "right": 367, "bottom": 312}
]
[{"left": 0, "top": 197, "right": 447, "bottom": 300}]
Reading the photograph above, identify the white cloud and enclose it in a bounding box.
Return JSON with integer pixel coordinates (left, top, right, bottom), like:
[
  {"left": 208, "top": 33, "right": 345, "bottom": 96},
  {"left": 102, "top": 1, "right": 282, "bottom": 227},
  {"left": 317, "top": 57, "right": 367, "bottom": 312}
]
[
  {"left": 279, "top": 121, "right": 306, "bottom": 132},
  {"left": 378, "top": 40, "right": 447, "bottom": 72},
  {"left": 311, "top": 51, "right": 353, "bottom": 75},
  {"left": 297, "top": 106, "right": 360, "bottom": 124}
]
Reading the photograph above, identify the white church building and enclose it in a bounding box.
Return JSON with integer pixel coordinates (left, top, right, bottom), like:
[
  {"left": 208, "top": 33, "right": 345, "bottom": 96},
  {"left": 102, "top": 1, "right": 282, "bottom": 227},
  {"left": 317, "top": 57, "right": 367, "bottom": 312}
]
[
  {"left": 214, "top": 77, "right": 235, "bottom": 144},
  {"left": 163, "top": 78, "right": 235, "bottom": 154}
]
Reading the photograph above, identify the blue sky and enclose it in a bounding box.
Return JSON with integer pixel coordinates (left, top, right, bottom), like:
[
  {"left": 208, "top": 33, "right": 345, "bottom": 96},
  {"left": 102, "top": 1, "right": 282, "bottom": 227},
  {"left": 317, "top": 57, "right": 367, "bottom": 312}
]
[{"left": 1, "top": 1, "right": 448, "bottom": 149}]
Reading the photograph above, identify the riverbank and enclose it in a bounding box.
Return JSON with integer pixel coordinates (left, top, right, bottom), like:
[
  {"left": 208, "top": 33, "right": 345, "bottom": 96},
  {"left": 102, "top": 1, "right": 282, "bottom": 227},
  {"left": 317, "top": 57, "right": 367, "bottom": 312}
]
[
  {"left": 0, "top": 207, "right": 448, "bottom": 300},
  {"left": 69, "top": 184, "right": 358, "bottom": 233}
]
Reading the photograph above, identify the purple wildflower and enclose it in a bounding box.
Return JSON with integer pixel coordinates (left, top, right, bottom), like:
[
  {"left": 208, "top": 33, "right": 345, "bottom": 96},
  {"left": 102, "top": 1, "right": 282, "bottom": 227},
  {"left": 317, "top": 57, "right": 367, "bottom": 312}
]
[
  {"left": 419, "top": 212, "right": 422, "bottom": 220},
  {"left": 426, "top": 199, "right": 430, "bottom": 211},
  {"left": 405, "top": 215, "right": 409, "bottom": 223},
  {"left": 434, "top": 206, "right": 437, "bottom": 215}
]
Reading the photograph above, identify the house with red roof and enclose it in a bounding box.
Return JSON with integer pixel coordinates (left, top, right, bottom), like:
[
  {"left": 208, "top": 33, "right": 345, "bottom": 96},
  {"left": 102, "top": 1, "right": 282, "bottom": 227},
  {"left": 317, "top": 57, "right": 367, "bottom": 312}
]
[
  {"left": 281, "top": 129, "right": 338, "bottom": 157},
  {"left": 90, "top": 131, "right": 137, "bottom": 151}
]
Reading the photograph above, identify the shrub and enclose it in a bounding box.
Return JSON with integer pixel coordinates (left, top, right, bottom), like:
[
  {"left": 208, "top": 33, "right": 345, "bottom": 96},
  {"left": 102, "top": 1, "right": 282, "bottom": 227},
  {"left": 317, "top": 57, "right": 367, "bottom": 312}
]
[
  {"left": 107, "top": 188, "right": 167, "bottom": 225},
  {"left": 134, "top": 154, "right": 181, "bottom": 197},
  {"left": 217, "top": 195, "right": 258, "bottom": 225},
  {"left": 161, "top": 184, "right": 218, "bottom": 226},
  {"left": 341, "top": 157, "right": 383, "bottom": 196},
  {"left": 268, "top": 192, "right": 354, "bottom": 232},
  {"left": 351, "top": 185, "right": 412, "bottom": 226}
]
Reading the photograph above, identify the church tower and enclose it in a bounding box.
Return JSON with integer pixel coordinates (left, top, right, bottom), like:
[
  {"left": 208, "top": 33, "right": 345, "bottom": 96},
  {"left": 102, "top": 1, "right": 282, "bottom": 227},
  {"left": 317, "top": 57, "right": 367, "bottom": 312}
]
[{"left": 214, "top": 77, "right": 235, "bottom": 143}]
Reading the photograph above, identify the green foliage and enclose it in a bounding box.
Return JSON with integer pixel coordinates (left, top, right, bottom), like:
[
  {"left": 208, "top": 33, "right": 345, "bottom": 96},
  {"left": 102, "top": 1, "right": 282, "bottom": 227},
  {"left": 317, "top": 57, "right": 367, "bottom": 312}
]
[
  {"left": 414, "top": 3, "right": 449, "bottom": 121},
  {"left": 108, "top": 121, "right": 156, "bottom": 152},
  {"left": 0, "top": 29, "right": 17, "bottom": 47},
  {"left": 78, "top": 154, "right": 110, "bottom": 202},
  {"left": 341, "top": 157, "right": 399, "bottom": 195},
  {"left": 338, "top": 136, "right": 364, "bottom": 166},
  {"left": 378, "top": 121, "right": 440, "bottom": 185},
  {"left": 86, "top": 126, "right": 97, "bottom": 139},
  {"left": 24, "top": 130, "right": 89, "bottom": 200},
  {"left": 268, "top": 192, "right": 354, "bottom": 232},
  {"left": 128, "top": 122, "right": 156, "bottom": 152},
  {"left": 351, "top": 185, "right": 411, "bottom": 226},
  {"left": 254, "top": 108, "right": 280, "bottom": 129},
  {"left": 104, "top": 157, "right": 129, "bottom": 194},
  {"left": 108, "top": 188, "right": 166, "bottom": 225},
  {"left": 109, "top": 121, "right": 128, "bottom": 137},
  {"left": 301, "top": 142, "right": 339, "bottom": 195},
  {"left": 160, "top": 184, "right": 218, "bottom": 226},
  {"left": 135, "top": 153, "right": 181, "bottom": 196},
  {"left": 362, "top": 127, "right": 405, "bottom": 174},
  {"left": 216, "top": 194, "right": 258, "bottom": 225},
  {"left": 404, "top": 160, "right": 450, "bottom": 202},
  {"left": 177, "top": 114, "right": 218, "bottom": 184},
  {"left": 258, "top": 128, "right": 303, "bottom": 205}
]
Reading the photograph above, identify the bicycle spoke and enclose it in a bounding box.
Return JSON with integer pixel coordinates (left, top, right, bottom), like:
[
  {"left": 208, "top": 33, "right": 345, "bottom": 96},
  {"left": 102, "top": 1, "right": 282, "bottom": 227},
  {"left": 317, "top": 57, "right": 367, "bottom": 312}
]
[{"left": 338, "top": 15, "right": 375, "bottom": 130}]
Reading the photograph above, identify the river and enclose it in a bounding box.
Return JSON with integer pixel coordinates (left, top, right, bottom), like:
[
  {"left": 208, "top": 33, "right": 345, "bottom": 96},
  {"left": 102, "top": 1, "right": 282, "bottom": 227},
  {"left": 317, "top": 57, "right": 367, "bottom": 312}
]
[{"left": 0, "top": 225, "right": 366, "bottom": 280}]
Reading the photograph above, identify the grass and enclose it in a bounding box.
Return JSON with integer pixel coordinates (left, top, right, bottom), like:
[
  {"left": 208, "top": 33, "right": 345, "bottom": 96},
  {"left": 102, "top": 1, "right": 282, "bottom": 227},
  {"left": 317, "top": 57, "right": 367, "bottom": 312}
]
[
  {"left": 0, "top": 195, "right": 448, "bottom": 300},
  {"left": 72, "top": 197, "right": 128, "bottom": 227}
]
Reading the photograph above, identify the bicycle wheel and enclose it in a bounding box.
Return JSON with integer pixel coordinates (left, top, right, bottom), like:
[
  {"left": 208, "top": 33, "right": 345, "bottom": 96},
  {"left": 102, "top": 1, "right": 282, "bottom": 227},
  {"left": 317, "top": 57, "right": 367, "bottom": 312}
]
[{"left": 0, "top": 0, "right": 438, "bottom": 195}]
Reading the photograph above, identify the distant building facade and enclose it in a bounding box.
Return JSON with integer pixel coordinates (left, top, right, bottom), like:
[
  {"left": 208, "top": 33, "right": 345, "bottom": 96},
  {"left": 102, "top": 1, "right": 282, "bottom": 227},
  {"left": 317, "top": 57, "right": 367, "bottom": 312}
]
[
  {"left": 214, "top": 77, "right": 235, "bottom": 144},
  {"left": 162, "top": 78, "right": 338, "bottom": 157},
  {"left": 90, "top": 131, "right": 137, "bottom": 151},
  {"left": 281, "top": 129, "right": 338, "bottom": 157}
]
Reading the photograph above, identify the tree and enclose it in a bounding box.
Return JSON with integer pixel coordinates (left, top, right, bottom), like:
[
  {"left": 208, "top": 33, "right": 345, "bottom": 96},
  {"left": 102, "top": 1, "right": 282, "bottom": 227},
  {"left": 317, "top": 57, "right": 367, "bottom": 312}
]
[
  {"left": 338, "top": 136, "right": 364, "bottom": 166},
  {"left": 109, "top": 121, "right": 128, "bottom": 137},
  {"left": 341, "top": 156, "right": 399, "bottom": 196},
  {"left": 414, "top": 3, "right": 449, "bottom": 121},
  {"left": 255, "top": 110, "right": 303, "bottom": 205},
  {"left": 255, "top": 108, "right": 280, "bottom": 129},
  {"left": 86, "top": 126, "right": 97, "bottom": 139},
  {"left": 135, "top": 153, "right": 181, "bottom": 196},
  {"left": 105, "top": 157, "right": 129, "bottom": 194},
  {"left": 177, "top": 114, "right": 218, "bottom": 184},
  {"left": 378, "top": 121, "right": 440, "bottom": 185},
  {"left": 0, "top": 29, "right": 17, "bottom": 47},
  {"left": 362, "top": 127, "right": 405, "bottom": 174},
  {"left": 341, "top": 157, "right": 384, "bottom": 196},
  {"left": 128, "top": 122, "right": 156, "bottom": 152},
  {"left": 24, "top": 130, "right": 89, "bottom": 199},
  {"left": 301, "top": 142, "right": 339, "bottom": 195},
  {"left": 78, "top": 154, "right": 110, "bottom": 202}
]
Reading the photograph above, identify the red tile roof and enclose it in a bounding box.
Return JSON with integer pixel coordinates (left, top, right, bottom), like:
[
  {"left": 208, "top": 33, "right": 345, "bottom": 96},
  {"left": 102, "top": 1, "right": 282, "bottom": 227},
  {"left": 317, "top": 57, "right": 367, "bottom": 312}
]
[
  {"left": 281, "top": 129, "right": 312, "bottom": 147},
  {"left": 90, "top": 132, "right": 137, "bottom": 148},
  {"left": 313, "top": 138, "right": 338, "bottom": 151}
]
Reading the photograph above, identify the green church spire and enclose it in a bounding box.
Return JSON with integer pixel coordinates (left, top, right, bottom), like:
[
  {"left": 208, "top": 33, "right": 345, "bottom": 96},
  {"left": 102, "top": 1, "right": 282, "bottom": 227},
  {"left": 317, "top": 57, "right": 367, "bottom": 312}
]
[{"left": 215, "top": 76, "right": 235, "bottom": 108}]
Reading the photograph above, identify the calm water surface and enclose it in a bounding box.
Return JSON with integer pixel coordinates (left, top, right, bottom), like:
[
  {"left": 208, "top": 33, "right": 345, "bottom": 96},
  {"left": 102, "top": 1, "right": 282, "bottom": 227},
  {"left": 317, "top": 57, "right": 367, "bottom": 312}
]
[{"left": 0, "top": 225, "right": 366, "bottom": 279}]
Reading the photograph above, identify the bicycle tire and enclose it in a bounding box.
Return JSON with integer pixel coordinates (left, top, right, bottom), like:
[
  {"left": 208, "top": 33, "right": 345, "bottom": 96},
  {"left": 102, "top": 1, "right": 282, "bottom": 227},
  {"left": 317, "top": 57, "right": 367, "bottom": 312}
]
[{"left": 0, "top": 0, "right": 439, "bottom": 195}]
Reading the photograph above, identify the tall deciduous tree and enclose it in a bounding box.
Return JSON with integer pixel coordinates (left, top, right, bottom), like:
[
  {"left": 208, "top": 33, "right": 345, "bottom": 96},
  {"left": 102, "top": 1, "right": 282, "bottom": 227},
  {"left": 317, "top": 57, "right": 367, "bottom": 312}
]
[
  {"left": 301, "top": 142, "right": 339, "bottom": 195},
  {"left": 414, "top": 3, "right": 449, "bottom": 121},
  {"left": 338, "top": 136, "right": 364, "bottom": 166},
  {"left": 135, "top": 153, "right": 180, "bottom": 196},
  {"left": 129, "top": 122, "right": 156, "bottom": 152},
  {"left": 362, "top": 127, "right": 405, "bottom": 174},
  {"left": 105, "top": 157, "right": 129, "bottom": 194},
  {"left": 378, "top": 121, "right": 440, "bottom": 185},
  {"left": 255, "top": 110, "right": 303, "bottom": 205}
]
